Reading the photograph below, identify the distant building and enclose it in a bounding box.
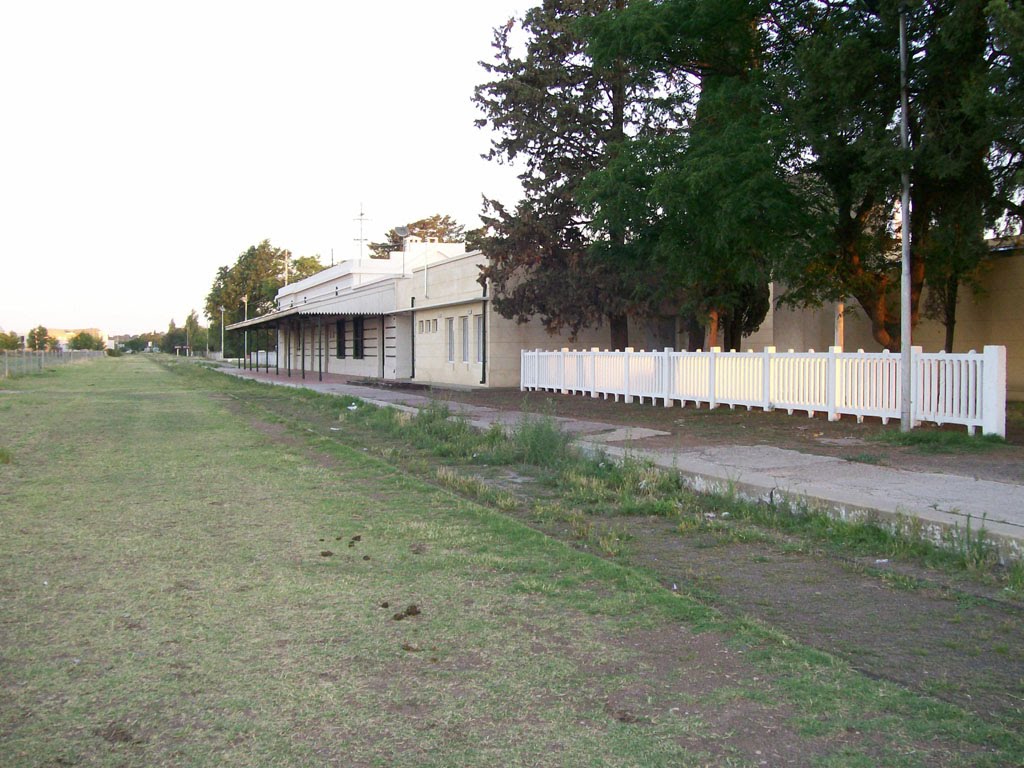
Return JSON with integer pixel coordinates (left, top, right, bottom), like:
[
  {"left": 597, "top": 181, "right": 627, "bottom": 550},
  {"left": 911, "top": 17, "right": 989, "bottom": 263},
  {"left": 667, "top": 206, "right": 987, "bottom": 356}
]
[
  {"left": 46, "top": 328, "right": 108, "bottom": 350},
  {"left": 228, "top": 236, "right": 609, "bottom": 388},
  {"left": 230, "top": 237, "right": 1022, "bottom": 399}
]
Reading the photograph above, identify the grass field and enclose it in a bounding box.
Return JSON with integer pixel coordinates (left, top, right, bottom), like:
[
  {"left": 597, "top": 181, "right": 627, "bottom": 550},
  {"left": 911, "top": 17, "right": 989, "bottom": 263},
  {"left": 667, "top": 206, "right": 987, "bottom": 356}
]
[{"left": 1, "top": 356, "right": 1021, "bottom": 767}]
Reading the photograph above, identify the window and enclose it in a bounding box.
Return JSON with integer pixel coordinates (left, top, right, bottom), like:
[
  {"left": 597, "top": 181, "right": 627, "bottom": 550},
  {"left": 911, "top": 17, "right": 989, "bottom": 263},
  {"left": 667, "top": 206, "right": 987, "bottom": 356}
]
[
  {"left": 353, "top": 317, "right": 365, "bottom": 359},
  {"left": 461, "top": 316, "right": 469, "bottom": 362},
  {"left": 335, "top": 319, "right": 346, "bottom": 359},
  {"left": 417, "top": 320, "right": 423, "bottom": 334},
  {"left": 432, "top": 319, "right": 438, "bottom": 333},
  {"left": 475, "top": 315, "right": 484, "bottom": 363},
  {"left": 446, "top": 317, "right": 455, "bottom": 362}
]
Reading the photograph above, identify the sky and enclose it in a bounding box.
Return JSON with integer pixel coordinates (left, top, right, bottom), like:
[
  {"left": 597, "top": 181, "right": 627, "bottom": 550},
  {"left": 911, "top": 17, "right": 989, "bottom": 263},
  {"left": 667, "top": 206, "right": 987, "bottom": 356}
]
[{"left": 0, "top": 0, "right": 534, "bottom": 336}]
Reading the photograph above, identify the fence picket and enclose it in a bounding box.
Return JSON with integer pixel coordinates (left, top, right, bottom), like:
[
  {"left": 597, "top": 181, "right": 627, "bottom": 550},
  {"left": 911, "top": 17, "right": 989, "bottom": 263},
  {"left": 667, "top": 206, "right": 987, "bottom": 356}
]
[{"left": 521, "top": 346, "right": 1006, "bottom": 437}]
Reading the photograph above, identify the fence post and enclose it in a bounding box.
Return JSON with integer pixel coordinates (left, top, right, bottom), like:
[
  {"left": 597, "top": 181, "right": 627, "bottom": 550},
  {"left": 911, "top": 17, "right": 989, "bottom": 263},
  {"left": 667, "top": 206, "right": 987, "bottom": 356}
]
[
  {"left": 827, "top": 346, "right": 841, "bottom": 421},
  {"left": 982, "top": 345, "right": 1007, "bottom": 437},
  {"left": 762, "top": 346, "right": 775, "bottom": 412},
  {"left": 590, "top": 348, "right": 599, "bottom": 398},
  {"left": 560, "top": 348, "right": 569, "bottom": 394},
  {"left": 663, "top": 347, "right": 674, "bottom": 407},
  {"left": 708, "top": 347, "right": 720, "bottom": 409},
  {"left": 520, "top": 350, "right": 525, "bottom": 392},
  {"left": 624, "top": 347, "right": 633, "bottom": 403},
  {"left": 910, "top": 346, "right": 922, "bottom": 427}
]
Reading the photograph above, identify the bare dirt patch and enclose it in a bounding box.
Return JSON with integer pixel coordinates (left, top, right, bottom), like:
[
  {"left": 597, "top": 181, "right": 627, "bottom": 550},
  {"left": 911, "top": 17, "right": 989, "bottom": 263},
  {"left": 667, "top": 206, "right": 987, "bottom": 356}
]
[
  {"left": 225, "top": 371, "right": 1024, "bottom": 750},
  {"left": 522, "top": 499, "right": 1024, "bottom": 728}
]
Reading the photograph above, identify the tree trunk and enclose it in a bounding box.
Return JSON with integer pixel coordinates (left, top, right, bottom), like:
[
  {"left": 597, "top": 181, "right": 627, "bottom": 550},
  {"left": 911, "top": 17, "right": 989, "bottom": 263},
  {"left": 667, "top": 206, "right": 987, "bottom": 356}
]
[
  {"left": 685, "top": 313, "right": 704, "bottom": 351},
  {"left": 609, "top": 314, "right": 629, "bottom": 350},
  {"left": 705, "top": 309, "right": 720, "bottom": 349},
  {"left": 943, "top": 274, "right": 959, "bottom": 353},
  {"left": 724, "top": 311, "right": 744, "bottom": 352}
]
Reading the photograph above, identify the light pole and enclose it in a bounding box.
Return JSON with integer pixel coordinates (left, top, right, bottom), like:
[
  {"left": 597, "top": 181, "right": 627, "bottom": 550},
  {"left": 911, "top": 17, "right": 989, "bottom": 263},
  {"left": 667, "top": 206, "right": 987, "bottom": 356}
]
[
  {"left": 242, "top": 296, "right": 249, "bottom": 368},
  {"left": 219, "top": 305, "right": 225, "bottom": 358},
  {"left": 897, "top": 4, "right": 913, "bottom": 433},
  {"left": 863, "top": 0, "right": 913, "bottom": 432}
]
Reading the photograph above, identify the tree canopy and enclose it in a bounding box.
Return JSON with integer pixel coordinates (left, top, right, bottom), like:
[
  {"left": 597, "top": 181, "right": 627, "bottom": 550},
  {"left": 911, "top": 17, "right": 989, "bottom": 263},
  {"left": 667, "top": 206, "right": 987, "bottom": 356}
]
[
  {"left": 474, "top": 0, "right": 682, "bottom": 348},
  {"left": 580, "top": 0, "right": 1024, "bottom": 350},
  {"left": 205, "top": 240, "right": 323, "bottom": 327},
  {"left": 26, "top": 326, "right": 56, "bottom": 352},
  {"left": 367, "top": 214, "right": 466, "bottom": 260},
  {"left": 0, "top": 330, "right": 20, "bottom": 350},
  {"left": 69, "top": 331, "right": 105, "bottom": 351}
]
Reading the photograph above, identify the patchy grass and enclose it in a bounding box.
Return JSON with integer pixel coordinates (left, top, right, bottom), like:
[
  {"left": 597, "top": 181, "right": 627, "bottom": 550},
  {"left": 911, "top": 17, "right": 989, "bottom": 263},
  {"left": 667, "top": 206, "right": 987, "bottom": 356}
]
[
  {"left": 846, "top": 452, "right": 884, "bottom": 465},
  {"left": 3, "top": 357, "right": 1022, "bottom": 765},
  {"left": 0, "top": 446, "right": 11, "bottom": 464},
  {"left": 869, "top": 427, "right": 1006, "bottom": 454}
]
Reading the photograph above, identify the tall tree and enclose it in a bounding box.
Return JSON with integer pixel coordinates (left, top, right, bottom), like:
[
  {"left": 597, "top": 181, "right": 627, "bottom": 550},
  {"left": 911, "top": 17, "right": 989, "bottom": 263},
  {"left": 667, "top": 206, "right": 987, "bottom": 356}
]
[
  {"left": 583, "top": 0, "right": 798, "bottom": 349},
  {"left": 205, "top": 240, "right": 323, "bottom": 331},
  {"left": 581, "top": 0, "right": 1023, "bottom": 351},
  {"left": 368, "top": 214, "right": 466, "bottom": 259},
  {"left": 69, "top": 331, "right": 104, "bottom": 350},
  {"left": 159, "top": 320, "right": 188, "bottom": 354},
  {"left": 0, "top": 330, "right": 20, "bottom": 350},
  {"left": 474, "top": 0, "right": 677, "bottom": 348},
  {"left": 26, "top": 326, "right": 53, "bottom": 352},
  {"left": 774, "top": 0, "right": 1022, "bottom": 350}
]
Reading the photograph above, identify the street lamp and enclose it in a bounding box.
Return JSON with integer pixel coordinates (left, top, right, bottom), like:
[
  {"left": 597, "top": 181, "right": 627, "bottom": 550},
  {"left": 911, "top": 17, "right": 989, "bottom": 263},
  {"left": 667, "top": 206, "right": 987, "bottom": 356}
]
[
  {"left": 897, "top": 3, "right": 913, "bottom": 433},
  {"left": 242, "top": 296, "right": 249, "bottom": 368},
  {"left": 219, "top": 305, "right": 225, "bottom": 358},
  {"left": 862, "top": 0, "right": 913, "bottom": 432}
]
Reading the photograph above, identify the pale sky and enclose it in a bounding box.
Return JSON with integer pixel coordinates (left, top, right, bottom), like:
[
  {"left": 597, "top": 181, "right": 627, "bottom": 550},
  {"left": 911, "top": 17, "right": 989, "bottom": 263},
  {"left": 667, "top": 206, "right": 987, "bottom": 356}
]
[{"left": 1, "top": 1, "right": 533, "bottom": 336}]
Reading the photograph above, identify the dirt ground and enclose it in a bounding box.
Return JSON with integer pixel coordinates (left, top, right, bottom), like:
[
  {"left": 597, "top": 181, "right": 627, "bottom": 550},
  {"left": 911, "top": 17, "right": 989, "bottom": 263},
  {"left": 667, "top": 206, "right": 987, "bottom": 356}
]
[
  {"left": 410, "top": 385, "right": 1024, "bottom": 484},
  {"left": 235, "top": 377, "right": 1024, "bottom": 737}
]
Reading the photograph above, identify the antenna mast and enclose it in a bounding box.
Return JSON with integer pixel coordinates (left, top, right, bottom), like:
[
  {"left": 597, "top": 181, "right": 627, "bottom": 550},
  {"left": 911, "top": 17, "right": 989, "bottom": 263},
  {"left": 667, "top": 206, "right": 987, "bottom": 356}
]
[{"left": 354, "top": 203, "right": 370, "bottom": 259}]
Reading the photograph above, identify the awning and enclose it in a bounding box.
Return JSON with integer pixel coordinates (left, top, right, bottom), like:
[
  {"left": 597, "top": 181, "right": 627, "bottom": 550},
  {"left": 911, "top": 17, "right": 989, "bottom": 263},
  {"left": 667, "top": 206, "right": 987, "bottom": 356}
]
[{"left": 227, "top": 282, "right": 398, "bottom": 330}]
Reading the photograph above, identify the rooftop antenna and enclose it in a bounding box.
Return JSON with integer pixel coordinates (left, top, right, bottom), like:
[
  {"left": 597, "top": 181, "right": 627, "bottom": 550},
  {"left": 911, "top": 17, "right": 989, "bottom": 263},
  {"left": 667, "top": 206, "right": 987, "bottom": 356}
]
[
  {"left": 354, "top": 203, "right": 370, "bottom": 259},
  {"left": 331, "top": 247, "right": 334, "bottom": 267},
  {"left": 394, "top": 226, "right": 411, "bottom": 274}
]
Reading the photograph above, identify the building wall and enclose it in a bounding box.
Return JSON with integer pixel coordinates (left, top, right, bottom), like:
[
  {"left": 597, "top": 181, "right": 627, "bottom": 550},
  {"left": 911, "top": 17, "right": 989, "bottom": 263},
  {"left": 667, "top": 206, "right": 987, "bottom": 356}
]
[
  {"left": 399, "top": 252, "right": 615, "bottom": 388},
  {"left": 411, "top": 300, "right": 487, "bottom": 387},
  {"left": 279, "top": 317, "right": 385, "bottom": 379},
  {"left": 762, "top": 252, "right": 1024, "bottom": 400},
  {"left": 487, "top": 314, "right": 610, "bottom": 387},
  {"left": 912, "top": 253, "right": 1024, "bottom": 400}
]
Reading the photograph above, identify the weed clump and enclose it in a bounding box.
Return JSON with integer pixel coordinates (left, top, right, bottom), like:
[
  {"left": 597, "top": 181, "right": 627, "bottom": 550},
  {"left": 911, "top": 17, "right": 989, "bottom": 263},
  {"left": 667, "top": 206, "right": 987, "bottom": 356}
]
[{"left": 869, "top": 428, "right": 1005, "bottom": 454}]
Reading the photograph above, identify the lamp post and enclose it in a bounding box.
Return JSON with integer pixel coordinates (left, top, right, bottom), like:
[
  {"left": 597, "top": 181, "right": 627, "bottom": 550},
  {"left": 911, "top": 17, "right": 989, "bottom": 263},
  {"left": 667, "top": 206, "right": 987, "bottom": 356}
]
[
  {"left": 862, "top": 0, "right": 913, "bottom": 432},
  {"left": 219, "top": 305, "right": 225, "bottom": 358},
  {"left": 242, "top": 296, "right": 249, "bottom": 368},
  {"left": 897, "top": 4, "right": 913, "bottom": 433}
]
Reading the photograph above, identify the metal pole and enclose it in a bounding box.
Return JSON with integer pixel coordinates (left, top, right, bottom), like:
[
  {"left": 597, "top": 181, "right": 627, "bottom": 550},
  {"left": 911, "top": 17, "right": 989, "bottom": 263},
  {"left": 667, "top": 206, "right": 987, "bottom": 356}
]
[
  {"left": 899, "top": 5, "right": 913, "bottom": 432},
  {"left": 242, "top": 296, "right": 249, "bottom": 370},
  {"left": 220, "top": 306, "right": 225, "bottom": 358}
]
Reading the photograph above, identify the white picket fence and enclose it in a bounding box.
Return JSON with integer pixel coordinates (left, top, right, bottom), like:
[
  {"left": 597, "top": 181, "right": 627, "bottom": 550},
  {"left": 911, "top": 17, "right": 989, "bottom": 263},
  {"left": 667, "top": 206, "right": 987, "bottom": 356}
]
[{"left": 521, "top": 345, "right": 1007, "bottom": 437}]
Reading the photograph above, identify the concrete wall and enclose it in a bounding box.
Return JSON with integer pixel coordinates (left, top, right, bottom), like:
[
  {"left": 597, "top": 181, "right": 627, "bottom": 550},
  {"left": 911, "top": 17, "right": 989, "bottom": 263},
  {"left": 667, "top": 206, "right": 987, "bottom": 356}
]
[
  {"left": 762, "top": 252, "right": 1024, "bottom": 400},
  {"left": 912, "top": 253, "right": 1024, "bottom": 400},
  {"left": 402, "top": 251, "right": 614, "bottom": 388}
]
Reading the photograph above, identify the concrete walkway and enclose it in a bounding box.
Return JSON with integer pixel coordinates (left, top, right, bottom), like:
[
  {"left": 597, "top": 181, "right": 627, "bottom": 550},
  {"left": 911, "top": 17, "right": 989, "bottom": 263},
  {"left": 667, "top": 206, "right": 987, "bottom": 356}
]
[{"left": 218, "top": 366, "right": 1024, "bottom": 556}]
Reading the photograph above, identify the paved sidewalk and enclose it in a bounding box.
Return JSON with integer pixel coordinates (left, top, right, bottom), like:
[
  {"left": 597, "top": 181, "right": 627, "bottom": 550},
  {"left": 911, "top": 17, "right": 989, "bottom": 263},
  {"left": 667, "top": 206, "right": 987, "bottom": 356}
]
[{"left": 218, "top": 366, "right": 1024, "bottom": 554}]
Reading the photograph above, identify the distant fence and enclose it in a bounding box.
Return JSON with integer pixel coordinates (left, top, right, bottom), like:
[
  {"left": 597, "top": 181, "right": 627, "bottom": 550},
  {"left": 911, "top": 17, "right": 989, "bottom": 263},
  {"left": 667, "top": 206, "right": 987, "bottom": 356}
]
[
  {"left": 521, "top": 345, "right": 1007, "bottom": 437},
  {"left": 2, "top": 349, "right": 107, "bottom": 379}
]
